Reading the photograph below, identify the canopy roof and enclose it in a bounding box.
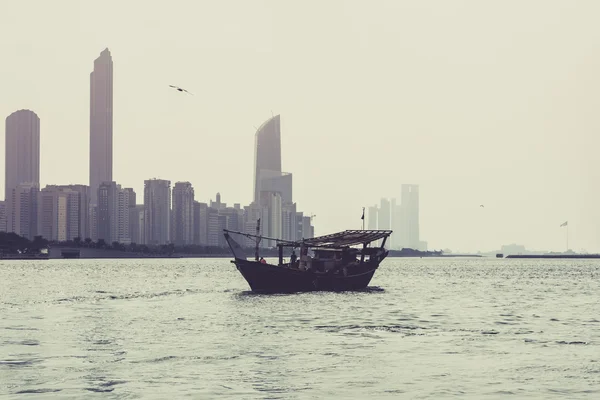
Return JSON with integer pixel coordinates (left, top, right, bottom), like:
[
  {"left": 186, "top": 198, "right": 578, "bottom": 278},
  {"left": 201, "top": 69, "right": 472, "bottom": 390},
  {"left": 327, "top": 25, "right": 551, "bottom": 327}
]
[
  {"left": 224, "top": 229, "right": 392, "bottom": 248},
  {"left": 299, "top": 230, "right": 392, "bottom": 248}
]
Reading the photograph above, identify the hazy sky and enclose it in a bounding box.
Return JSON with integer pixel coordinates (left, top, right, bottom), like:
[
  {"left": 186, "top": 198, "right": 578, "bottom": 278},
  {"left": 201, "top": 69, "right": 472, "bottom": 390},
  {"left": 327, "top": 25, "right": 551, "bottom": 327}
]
[{"left": 1, "top": 0, "right": 599, "bottom": 252}]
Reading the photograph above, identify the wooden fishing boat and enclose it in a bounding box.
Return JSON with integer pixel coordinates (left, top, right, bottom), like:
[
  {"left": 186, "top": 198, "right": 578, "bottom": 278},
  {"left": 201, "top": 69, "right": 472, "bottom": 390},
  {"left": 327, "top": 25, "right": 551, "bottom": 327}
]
[{"left": 223, "top": 225, "right": 392, "bottom": 293}]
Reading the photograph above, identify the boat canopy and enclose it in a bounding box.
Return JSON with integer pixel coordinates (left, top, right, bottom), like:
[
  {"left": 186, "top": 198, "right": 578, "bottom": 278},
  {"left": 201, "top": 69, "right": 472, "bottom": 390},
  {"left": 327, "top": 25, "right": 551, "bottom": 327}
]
[
  {"left": 223, "top": 229, "right": 392, "bottom": 249},
  {"left": 299, "top": 230, "right": 392, "bottom": 248}
]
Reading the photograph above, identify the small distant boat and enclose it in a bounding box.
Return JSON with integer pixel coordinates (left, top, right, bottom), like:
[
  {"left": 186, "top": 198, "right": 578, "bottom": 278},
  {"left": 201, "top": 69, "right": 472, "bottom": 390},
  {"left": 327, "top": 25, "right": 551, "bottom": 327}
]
[
  {"left": 224, "top": 224, "right": 392, "bottom": 293},
  {"left": 496, "top": 253, "right": 504, "bottom": 258}
]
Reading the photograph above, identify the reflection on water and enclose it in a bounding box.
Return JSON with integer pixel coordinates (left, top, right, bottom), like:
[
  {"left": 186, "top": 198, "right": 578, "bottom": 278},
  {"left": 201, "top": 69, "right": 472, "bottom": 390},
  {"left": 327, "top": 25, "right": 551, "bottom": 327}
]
[{"left": 1, "top": 258, "right": 599, "bottom": 399}]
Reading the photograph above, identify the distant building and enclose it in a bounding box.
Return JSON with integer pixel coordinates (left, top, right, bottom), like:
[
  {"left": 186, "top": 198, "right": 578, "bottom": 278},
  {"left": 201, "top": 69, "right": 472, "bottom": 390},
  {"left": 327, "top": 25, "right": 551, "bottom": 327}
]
[
  {"left": 295, "top": 211, "right": 304, "bottom": 241},
  {"left": 253, "top": 115, "right": 282, "bottom": 203},
  {"left": 302, "top": 215, "right": 313, "bottom": 239},
  {"left": 59, "top": 185, "right": 91, "bottom": 240},
  {"left": 89, "top": 205, "right": 98, "bottom": 241},
  {"left": 219, "top": 206, "right": 242, "bottom": 233},
  {"left": 97, "top": 182, "right": 118, "bottom": 243},
  {"left": 378, "top": 198, "right": 391, "bottom": 246},
  {"left": 399, "top": 184, "right": 420, "bottom": 250},
  {"left": 500, "top": 244, "right": 527, "bottom": 255},
  {"left": 0, "top": 201, "right": 6, "bottom": 232},
  {"left": 5, "top": 110, "right": 40, "bottom": 203},
  {"left": 5, "top": 110, "right": 40, "bottom": 236},
  {"left": 41, "top": 184, "right": 90, "bottom": 240},
  {"left": 144, "top": 179, "right": 171, "bottom": 245},
  {"left": 129, "top": 205, "right": 145, "bottom": 244},
  {"left": 8, "top": 183, "right": 39, "bottom": 240},
  {"left": 97, "top": 182, "right": 133, "bottom": 244},
  {"left": 244, "top": 203, "right": 262, "bottom": 248},
  {"left": 210, "top": 192, "right": 225, "bottom": 210},
  {"left": 367, "top": 205, "right": 378, "bottom": 230},
  {"left": 282, "top": 202, "right": 297, "bottom": 241},
  {"left": 206, "top": 207, "right": 219, "bottom": 246},
  {"left": 172, "top": 182, "right": 195, "bottom": 245},
  {"left": 193, "top": 201, "right": 208, "bottom": 245},
  {"left": 117, "top": 187, "right": 134, "bottom": 244},
  {"left": 89, "top": 48, "right": 113, "bottom": 206},
  {"left": 38, "top": 186, "right": 80, "bottom": 241},
  {"left": 257, "top": 170, "right": 292, "bottom": 205},
  {"left": 390, "top": 198, "right": 402, "bottom": 249}
]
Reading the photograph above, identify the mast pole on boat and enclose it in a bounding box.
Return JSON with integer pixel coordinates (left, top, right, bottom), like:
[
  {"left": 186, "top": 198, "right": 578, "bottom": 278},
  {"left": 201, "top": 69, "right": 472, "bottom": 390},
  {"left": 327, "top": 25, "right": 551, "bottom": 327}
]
[{"left": 361, "top": 207, "right": 365, "bottom": 230}]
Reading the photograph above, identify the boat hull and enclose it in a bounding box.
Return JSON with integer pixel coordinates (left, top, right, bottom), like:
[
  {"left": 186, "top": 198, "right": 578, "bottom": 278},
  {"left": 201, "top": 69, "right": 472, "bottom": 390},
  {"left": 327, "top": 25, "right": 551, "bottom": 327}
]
[{"left": 234, "top": 259, "right": 382, "bottom": 293}]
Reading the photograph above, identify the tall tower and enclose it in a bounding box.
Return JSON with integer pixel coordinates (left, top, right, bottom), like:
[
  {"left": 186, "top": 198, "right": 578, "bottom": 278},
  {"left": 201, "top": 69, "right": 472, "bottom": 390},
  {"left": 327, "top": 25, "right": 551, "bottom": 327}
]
[
  {"left": 5, "top": 110, "right": 40, "bottom": 202},
  {"left": 144, "top": 179, "right": 171, "bottom": 245},
  {"left": 5, "top": 110, "right": 40, "bottom": 235},
  {"left": 253, "top": 115, "right": 281, "bottom": 203},
  {"left": 89, "top": 48, "right": 113, "bottom": 206}
]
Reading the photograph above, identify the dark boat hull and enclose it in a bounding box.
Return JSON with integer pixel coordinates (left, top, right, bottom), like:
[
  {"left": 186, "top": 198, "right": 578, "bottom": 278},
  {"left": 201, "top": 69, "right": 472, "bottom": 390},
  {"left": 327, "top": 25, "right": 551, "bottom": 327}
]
[{"left": 234, "top": 259, "right": 382, "bottom": 293}]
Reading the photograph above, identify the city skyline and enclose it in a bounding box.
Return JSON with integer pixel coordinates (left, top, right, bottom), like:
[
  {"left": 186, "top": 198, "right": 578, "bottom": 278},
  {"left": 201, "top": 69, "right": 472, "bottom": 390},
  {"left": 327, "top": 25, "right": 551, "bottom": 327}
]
[
  {"left": 0, "top": 48, "right": 316, "bottom": 249},
  {"left": 1, "top": 1, "right": 597, "bottom": 252}
]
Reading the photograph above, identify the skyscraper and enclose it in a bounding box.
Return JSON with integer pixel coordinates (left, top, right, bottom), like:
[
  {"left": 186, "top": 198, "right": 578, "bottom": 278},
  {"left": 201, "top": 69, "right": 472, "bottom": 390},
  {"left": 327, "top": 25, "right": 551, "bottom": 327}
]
[
  {"left": 172, "top": 182, "right": 195, "bottom": 245},
  {"left": 5, "top": 110, "right": 40, "bottom": 202},
  {"left": 378, "top": 198, "right": 391, "bottom": 231},
  {"left": 367, "top": 205, "right": 378, "bottom": 230},
  {"left": 144, "top": 179, "right": 171, "bottom": 245},
  {"left": 89, "top": 48, "right": 113, "bottom": 206},
  {"left": 257, "top": 170, "right": 292, "bottom": 205},
  {"left": 5, "top": 110, "right": 40, "bottom": 235},
  {"left": 253, "top": 115, "right": 282, "bottom": 203}
]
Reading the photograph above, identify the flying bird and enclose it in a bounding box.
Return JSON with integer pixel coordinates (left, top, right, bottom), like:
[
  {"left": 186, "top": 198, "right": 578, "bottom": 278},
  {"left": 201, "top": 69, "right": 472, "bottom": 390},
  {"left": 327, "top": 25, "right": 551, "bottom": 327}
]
[
  {"left": 480, "top": 205, "right": 484, "bottom": 208},
  {"left": 169, "top": 85, "right": 193, "bottom": 95}
]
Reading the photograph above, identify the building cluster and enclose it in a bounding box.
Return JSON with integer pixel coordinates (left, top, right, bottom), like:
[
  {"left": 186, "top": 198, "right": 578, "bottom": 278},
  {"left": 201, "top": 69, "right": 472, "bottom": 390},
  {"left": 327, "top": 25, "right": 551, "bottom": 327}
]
[
  {"left": 1, "top": 48, "right": 314, "bottom": 247},
  {"left": 367, "top": 184, "right": 427, "bottom": 251}
]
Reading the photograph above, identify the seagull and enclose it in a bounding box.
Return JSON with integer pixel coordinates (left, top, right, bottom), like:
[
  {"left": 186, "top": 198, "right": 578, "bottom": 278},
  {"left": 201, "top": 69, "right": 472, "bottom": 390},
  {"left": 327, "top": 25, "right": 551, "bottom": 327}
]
[
  {"left": 480, "top": 205, "right": 484, "bottom": 208},
  {"left": 169, "top": 85, "right": 193, "bottom": 95}
]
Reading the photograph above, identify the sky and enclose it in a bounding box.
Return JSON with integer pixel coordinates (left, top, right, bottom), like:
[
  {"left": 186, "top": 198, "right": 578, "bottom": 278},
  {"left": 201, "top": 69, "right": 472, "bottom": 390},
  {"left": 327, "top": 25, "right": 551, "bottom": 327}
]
[{"left": 1, "top": 0, "right": 599, "bottom": 252}]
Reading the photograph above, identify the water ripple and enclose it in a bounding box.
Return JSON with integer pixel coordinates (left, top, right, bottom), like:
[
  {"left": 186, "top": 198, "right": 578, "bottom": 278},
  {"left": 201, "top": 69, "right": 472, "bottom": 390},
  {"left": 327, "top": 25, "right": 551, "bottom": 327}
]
[{"left": 0, "top": 257, "right": 599, "bottom": 398}]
